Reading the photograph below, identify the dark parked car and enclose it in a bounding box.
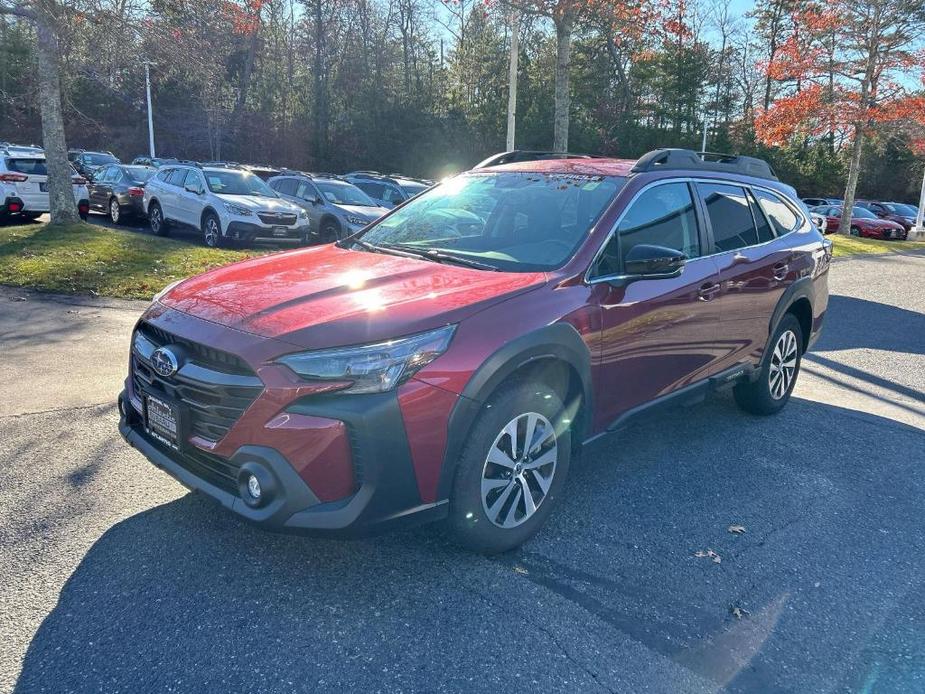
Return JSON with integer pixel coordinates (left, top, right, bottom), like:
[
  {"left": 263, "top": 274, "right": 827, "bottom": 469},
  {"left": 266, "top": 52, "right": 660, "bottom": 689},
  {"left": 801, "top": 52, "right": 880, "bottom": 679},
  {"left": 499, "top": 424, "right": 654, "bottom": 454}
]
[
  {"left": 855, "top": 200, "right": 916, "bottom": 233},
  {"left": 814, "top": 204, "right": 907, "bottom": 239},
  {"left": 87, "top": 164, "right": 156, "bottom": 224},
  {"left": 72, "top": 150, "right": 120, "bottom": 178},
  {"left": 119, "top": 148, "right": 830, "bottom": 553}
]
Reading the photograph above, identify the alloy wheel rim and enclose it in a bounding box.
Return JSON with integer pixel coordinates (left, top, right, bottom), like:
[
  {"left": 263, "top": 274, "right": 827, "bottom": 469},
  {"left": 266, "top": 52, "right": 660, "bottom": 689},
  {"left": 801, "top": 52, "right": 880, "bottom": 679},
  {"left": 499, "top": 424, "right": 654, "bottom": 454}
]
[
  {"left": 205, "top": 219, "right": 219, "bottom": 246},
  {"left": 480, "top": 411, "right": 557, "bottom": 529},
  {"left": 768, "top": 329, "right": 798, "bottom": 400},
  {"left": 151, "top": 208, "right": 160, "bottom": 231},
  {"left": 110, "top": 200, "right": 119, "bottom": 223}
]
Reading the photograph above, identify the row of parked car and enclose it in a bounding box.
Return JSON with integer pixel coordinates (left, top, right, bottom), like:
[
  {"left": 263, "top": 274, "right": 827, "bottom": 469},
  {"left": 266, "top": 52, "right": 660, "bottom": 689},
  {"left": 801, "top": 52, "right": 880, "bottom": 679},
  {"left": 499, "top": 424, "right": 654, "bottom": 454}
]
[
  {"left": 802, "top": 196, "right": 918, "bottom": 240},
  {"left": 61, "top": 148, "right": 435, "bottom": 247}
]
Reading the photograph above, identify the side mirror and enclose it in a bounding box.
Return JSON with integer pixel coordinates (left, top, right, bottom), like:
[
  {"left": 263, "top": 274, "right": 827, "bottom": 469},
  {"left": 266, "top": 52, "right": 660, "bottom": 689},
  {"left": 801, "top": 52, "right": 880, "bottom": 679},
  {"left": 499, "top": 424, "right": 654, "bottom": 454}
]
[
  {"left": 623, "top": 244, "right": 686, "bottom": 278},
  {"left": 184, "top": 182, "right": 202, "bottom": 195}
]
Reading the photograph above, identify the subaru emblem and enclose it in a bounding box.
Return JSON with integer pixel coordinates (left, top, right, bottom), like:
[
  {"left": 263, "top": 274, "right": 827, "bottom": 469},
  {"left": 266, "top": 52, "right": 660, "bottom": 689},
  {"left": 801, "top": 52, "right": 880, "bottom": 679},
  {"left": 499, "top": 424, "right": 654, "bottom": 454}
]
[{"left": 151, "top": 347, "right": 179, "bottom": 378}]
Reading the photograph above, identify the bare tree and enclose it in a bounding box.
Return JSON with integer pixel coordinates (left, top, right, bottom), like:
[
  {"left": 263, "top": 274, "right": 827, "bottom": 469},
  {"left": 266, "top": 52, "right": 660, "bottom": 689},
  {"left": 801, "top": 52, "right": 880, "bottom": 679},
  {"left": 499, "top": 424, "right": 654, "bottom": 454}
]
[{"left": 0, "top": 0, "right": 79, "bottom": 223}]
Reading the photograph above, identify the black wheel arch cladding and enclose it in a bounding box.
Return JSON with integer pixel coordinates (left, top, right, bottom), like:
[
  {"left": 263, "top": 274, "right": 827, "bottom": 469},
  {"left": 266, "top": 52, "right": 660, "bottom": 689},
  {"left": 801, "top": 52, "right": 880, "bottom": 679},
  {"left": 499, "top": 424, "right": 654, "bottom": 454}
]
[{"left": 436, "top": 322, "right": 593, "bottom": 501}]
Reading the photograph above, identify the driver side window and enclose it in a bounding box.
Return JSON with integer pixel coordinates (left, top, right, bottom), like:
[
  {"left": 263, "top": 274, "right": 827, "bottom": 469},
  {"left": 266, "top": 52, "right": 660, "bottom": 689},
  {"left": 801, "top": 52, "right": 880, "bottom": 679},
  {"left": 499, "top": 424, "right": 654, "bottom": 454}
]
[{"left": 593, "top": 182, "right": 700, "bottom": 278}]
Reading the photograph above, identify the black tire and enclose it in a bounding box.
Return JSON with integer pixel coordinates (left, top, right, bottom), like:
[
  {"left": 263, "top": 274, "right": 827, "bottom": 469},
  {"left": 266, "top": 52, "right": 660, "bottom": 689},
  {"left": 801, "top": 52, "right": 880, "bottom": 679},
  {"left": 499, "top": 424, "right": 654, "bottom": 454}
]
[
  {"left": 108, "top": 197, "right": 122, "bottom": 225},
  {"left": 202, "top": 212, "right": 224, "bottom": 248},
  {"left": 149, "top": 202, "right": 169, "bottom": 236},
  {"left": 448, "top": 379, "right": 572, "bottom": 554},
  {"left": 850, "top": 226, "right": 861, "bottom": 237},
  {"left": 734, "top": 313, "right": 803, "bottom": 416},
  {"left": 320, "top": 219, "right": 341, "bottom": 243},
  {"left": 79, "top": 212, "right": 88, "bottom": 221}
]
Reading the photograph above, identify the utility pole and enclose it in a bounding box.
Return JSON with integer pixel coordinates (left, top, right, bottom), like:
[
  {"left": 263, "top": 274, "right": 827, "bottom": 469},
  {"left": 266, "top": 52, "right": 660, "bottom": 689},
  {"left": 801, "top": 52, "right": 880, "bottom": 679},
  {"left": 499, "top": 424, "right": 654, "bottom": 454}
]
[
  {"left": 505, "top": 9, "right": 520, "bottom": 151},
  {"left": 144, "top": 61, "right": 155, "bottom": 158},
  {"left": 912, "top": 165, "right": 925, "bottom": 240},
  {"left": 701, "top": 112, "right": 708, "bottom": 152}
]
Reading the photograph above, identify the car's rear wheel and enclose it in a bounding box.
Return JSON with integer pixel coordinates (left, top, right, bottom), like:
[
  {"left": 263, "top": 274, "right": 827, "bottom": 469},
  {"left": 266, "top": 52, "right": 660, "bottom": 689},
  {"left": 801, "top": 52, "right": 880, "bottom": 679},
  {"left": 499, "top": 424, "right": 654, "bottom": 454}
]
[
  {"left": 109, "top": 198, "right": 121, "bottom": 225},
  {"left": 734, "top": 313, "right": 803, "bottom": 415},
  {"left": 202, "top": 213, "right": 224, "bottom": 248},
  {"left": 448, "top": 380, "right": 571, "bottom": 553},
  {"left": 149, "top": 202, "right": 169, "bottom": 236},
  {"left": 850, "top": 225, "right": 861, "bottom": 237}
]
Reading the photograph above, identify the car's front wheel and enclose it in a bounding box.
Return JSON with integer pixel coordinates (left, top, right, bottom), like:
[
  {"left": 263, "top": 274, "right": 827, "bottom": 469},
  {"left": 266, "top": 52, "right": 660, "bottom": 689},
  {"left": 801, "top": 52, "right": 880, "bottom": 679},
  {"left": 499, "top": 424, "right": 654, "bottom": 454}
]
[
  {"left": 202, "top": 213, "right": 224, "bottom": 248},
  {"left": 448, "top": 380, "right": 571, "bottom": 553},
  {"left": 149, "top": 202, "right": 169, "bottom": 236},
  {"left": 734, "top": 313, "right": 803, "bottom": 415},
  {"left": 320, "top": 219, "right": 341, "bottom": 243}
]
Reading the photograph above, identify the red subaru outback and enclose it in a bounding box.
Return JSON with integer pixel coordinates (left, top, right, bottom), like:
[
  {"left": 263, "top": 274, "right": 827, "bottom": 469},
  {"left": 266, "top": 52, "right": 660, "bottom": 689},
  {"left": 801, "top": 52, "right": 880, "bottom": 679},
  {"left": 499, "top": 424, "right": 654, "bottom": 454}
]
[{"left": 119, "top": 149, "right": 831, "bottom": 552}]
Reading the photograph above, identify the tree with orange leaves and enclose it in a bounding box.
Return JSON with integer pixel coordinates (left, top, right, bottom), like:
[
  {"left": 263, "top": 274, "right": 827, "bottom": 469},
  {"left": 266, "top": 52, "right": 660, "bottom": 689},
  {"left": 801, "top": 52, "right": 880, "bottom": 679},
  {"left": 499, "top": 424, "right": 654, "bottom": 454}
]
[{"left": 755, "top": 0, "right": 925, "bottom": 234}]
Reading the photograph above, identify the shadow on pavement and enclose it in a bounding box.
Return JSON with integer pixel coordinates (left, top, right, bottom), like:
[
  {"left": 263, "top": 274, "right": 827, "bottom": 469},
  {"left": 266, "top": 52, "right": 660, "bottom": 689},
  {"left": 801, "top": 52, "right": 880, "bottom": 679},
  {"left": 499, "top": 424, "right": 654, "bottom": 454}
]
[
  {"left": 817, "top": 294, "right": 925, "bottom": 355},
  {"left": 14, "top": 395, "right": 925, "bottom": 693}
]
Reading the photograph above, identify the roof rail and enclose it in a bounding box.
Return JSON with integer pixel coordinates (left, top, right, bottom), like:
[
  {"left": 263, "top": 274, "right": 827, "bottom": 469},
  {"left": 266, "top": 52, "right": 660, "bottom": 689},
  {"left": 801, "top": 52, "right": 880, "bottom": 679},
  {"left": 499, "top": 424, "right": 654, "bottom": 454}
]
[{"left": 631, "top": 148, "right": 778, "bottom": 181}]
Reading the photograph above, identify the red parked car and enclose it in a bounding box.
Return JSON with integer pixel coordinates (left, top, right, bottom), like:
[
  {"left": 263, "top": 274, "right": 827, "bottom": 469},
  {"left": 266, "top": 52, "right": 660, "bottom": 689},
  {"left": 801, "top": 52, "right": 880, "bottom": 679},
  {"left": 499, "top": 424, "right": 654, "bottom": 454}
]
[
  {"left": 119, "top": 148, "right": 831, "bottom": 552},
  {"left": 813, "top": 204, "right": 907, "bottom": 239},
  {"left": 855, "top": 200, "right": 916, "bottom": 235}
]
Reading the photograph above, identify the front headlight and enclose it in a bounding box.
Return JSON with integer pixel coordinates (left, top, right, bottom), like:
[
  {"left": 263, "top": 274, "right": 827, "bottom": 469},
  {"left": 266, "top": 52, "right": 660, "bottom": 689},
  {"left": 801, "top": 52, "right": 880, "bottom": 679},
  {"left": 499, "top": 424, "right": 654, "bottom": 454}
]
[
  {"left": 277, "top": 325, "right": 456, "bottom": 394},
  {"left": 299, "top": 209, "right": 308, "bottom": 219},
  {"left": 224, "top": 202, "right": 253, "bottom": 217}
]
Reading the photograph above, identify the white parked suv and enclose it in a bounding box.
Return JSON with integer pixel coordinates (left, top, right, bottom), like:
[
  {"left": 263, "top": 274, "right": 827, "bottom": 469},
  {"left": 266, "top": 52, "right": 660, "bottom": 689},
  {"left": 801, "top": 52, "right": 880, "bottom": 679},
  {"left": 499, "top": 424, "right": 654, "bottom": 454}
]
[
  {"left": 142, "top": 163, "right": 310, "bottom": 247},
  {"left": 0, "top": 147, "right": 90, "bottom": 221}
]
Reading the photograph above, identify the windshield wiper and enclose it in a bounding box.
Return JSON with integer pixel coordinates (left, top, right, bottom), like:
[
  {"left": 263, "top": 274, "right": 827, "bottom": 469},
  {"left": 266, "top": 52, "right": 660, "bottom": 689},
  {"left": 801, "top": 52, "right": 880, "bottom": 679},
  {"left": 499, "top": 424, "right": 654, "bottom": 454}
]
[{"left": 379, "top": 244, "right": 501, "bottom": 271}]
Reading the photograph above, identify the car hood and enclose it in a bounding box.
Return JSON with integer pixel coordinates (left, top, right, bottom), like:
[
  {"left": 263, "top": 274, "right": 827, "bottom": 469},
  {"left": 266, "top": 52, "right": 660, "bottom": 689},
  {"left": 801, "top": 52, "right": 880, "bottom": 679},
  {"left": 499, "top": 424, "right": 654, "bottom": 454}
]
[
  {"left": 159, "top": 244, "right": 546, "bottom": 348},
  {"left": 214, "top": 194, "right": 299, "bottom": 213},
  {"left": 334, "top": 203, "right": 389, "bottom": 221}
]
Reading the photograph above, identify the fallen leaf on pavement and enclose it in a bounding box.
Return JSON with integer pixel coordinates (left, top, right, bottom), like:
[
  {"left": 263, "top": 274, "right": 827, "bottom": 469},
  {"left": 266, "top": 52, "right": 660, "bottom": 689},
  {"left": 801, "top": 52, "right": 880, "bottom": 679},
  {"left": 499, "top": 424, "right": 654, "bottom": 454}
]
[
  {"left": 728, "top": 525, "right": 746, "bottom": 534},
  {"left": 513, "top": 566, "right": 529, "bottom": 575},
  {"left": 694, "top": 549, "right": 722, "bottom": 564},
  {"left": 9, "top": 296, "right": 27, "bottom": 302},
  {"left": 730, "top": 606, "right": 749, "bottom": 619}
]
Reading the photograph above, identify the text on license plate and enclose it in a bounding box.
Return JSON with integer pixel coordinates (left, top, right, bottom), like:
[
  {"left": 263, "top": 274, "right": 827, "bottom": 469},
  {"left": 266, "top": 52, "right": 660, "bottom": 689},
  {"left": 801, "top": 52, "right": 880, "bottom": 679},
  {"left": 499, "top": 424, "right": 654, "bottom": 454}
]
[
  {"left": 145, "top": 394, "right": 179, "bottom": 449},
  {"left": 272, "top": 226, "right": 288, "bottom": 237}
]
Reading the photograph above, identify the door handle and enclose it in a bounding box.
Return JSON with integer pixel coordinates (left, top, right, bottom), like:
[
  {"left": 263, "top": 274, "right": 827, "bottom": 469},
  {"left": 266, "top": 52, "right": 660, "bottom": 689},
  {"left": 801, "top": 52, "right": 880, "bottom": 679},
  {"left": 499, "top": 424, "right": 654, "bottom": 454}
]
[
  {"left": 772, "top": 262, "right": 789, "bottom": 280},
  {"left": 698, "top": 282, "right": 721, "bottom": 301}
]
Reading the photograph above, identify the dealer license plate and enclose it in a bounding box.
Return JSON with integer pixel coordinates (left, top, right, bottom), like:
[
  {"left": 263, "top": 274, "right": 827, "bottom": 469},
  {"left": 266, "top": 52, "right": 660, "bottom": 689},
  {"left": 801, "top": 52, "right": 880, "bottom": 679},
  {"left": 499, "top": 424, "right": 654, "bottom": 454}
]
[{"left": 145, "top": 393, "right": 180, "bottom": 449}]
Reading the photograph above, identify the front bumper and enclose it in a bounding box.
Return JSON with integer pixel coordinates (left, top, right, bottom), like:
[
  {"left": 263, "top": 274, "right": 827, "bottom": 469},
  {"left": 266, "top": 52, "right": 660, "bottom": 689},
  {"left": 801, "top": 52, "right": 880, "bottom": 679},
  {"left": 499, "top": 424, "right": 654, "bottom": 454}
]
[
  {"left": 227, "top": 220, "right": 310, "bottom": 243},
  {"left": 119, "top": 388, "right": 449, "bottom": 536}
]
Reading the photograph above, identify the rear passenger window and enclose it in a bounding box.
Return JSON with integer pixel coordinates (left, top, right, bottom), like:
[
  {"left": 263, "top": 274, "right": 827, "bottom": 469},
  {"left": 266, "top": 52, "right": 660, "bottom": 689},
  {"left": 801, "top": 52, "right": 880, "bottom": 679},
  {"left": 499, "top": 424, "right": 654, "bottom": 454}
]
[
  {"left": 754, "top": 189, "right": 800, "bottom": 236},
  {"left": 593, "top": 181, "right": 700, "bottom": 277},
  {"left": 166, "top": 169, "right": 187, "bottom": 186},
  {"left": 698, "top": 183, "right": 757, "bottom": 252}
]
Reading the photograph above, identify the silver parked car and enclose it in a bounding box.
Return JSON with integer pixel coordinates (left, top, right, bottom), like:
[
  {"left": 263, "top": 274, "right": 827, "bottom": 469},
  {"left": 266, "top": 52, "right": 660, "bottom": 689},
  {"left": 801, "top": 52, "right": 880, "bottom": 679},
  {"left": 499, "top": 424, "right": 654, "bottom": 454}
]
[{"left": 267, "top": 172, "right": 389, "bottom": 242}]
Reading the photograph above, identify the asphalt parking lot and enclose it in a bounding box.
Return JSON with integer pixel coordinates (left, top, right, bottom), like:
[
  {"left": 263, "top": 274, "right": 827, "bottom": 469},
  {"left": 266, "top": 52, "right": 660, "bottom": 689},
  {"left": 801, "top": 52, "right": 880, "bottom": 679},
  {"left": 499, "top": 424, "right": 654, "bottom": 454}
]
[{"left": 1, "top": 251, "right": 923, "bottom": 693}]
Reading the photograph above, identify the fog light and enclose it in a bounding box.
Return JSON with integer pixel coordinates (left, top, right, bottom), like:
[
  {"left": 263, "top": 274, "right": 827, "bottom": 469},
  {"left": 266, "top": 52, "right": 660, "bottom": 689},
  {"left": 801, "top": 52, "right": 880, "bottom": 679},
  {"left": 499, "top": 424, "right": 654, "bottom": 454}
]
[{"left": 246, "top": 474, "right": 261, "bottom": 500}]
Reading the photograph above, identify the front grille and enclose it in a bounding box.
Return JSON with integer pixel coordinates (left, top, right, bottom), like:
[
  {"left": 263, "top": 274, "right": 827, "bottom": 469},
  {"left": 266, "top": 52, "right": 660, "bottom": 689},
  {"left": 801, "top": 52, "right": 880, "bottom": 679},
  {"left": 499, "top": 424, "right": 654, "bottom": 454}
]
[
  {"left": 140, "top": 427, "right": 241, "bottom": 495},
  {"left": 257, "top": 212, "right": 297, "bottom": 226},
  {"left": 132, "top": 322, "right": 263, "bottom": 443}
]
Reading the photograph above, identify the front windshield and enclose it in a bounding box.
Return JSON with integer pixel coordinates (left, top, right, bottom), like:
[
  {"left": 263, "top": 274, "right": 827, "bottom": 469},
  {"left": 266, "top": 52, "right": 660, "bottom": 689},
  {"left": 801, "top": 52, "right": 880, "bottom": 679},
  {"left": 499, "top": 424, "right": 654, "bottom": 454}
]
[
  {"left": 355, "top": 172, "right": 625, "bottom": 272},
  {"left": 316, "top": 181, "right": 377, "bottom": 206},
  {"left": 84, "top": 153, "right": 118, "bottom": 166},
  {"left": 125, "top": 166, "right": 154, "bottom": 182},
  {"left": 205, "top": 170, "right": 276, "bottom": 197},
  {"left": 850, "top": 207, "right": 877, "bottom": 219}
]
